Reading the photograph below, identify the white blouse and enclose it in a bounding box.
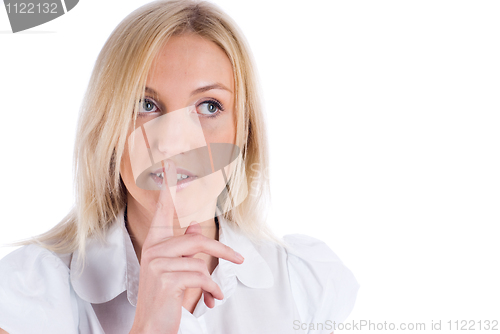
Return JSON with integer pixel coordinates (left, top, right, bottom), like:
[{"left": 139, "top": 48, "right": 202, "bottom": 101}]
[{"left": 0, "top": 210, "right": 359, "bottom": 334}]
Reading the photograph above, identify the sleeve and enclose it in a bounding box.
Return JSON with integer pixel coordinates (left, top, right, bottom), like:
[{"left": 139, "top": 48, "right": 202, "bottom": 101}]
[
  {"left": 0, "top": 244, "right": 79, "bottom": 334},
  {"left": 284, "top": 234, "right": 360, "bottom": 329}
]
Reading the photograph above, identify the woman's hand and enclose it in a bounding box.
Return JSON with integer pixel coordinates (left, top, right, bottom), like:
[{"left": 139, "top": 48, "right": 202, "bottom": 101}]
[{"left": 129, "top": 161, "right": 244, "bottom": 334}]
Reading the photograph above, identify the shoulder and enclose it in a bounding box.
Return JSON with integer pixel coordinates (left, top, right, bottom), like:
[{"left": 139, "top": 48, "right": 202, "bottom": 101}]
[
  {"left": 0, "top": 244, "right": 71, "bottom": 289},
  {"left": 0, "top": 245, "right": 78, "bottom": 334},
  {"left": 0, "top": 243, "right": 70, "bottom": 274},
  {"left": 257, "top": 234, "right": 360, "bottom": 324}
]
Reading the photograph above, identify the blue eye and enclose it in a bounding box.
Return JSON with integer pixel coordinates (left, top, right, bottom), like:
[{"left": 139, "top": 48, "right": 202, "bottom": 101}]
[
  {"left": 197, "top": 100, "right": 223, "bottom": 117},
  {"left": 140, "top": 98, "right": 158, "bottom": 114}
]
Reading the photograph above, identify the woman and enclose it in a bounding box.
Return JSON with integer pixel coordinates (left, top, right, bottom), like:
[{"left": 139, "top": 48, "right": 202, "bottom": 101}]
[{"left": 0, "top": 0, "right": 359, "bottom": 333}]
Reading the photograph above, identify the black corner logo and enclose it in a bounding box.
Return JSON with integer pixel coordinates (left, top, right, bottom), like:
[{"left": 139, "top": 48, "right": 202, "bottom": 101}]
[{"left": 3, "top": 0, "right": 79, "bottom": 33}]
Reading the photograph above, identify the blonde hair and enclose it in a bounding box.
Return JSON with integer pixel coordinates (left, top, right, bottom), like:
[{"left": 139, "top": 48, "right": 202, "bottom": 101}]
[{"left": 4, "top": 0, "right": 285, "bottom": 266}]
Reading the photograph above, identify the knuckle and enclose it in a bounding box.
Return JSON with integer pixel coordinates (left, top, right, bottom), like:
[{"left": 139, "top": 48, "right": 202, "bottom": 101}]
[
  {"left": 148, "top": 258, "right": 163, "bottom": 273},
  {"left": 185, "top": 234, "right": 205, "bottom": 251},
  {"left": 141, "top": 247, "right": 154, "bottom": 263},
  {"left": 224, "top": 244, "right": 234, "bottom": 255},
  {"left": 194, "top": 258, "right": 208, "bottom": 273},
  {"left": 190, "top": 233, "right": 205, "bottom": 243},
  {"left": 194, "top": 258, "right": 205, "bottom": 267},
  {"left": 160, "top": 272, "right": 175, "bottom": 288},
  {"left": 194, "top": 271, "right": 205, "bottom": 280}
]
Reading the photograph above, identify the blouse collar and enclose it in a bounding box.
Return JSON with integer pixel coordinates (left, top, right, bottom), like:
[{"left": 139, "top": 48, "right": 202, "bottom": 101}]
[{"left": 69, "top": 208, "right": 274, "bottom": 307}]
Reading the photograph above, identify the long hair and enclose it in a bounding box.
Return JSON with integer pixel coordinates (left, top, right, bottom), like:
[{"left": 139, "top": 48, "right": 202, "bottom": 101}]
[{"left": 5, "top": 0, "right": 284, "bottom": 267}]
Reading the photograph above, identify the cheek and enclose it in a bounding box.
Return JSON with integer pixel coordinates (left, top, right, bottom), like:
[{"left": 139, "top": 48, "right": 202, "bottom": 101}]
[
  {"left": 120, "top": 133, "right": 141, "bottom": 190},
  {"left": 120, "top": 141, "right": 158, "bottom": 207},
  {"left": 120, "top": 145, "right": 134, "bottom": 187},
  {"left": 201, "top": 112, "right": 236, "bottom": 144},
  {"left": 120, "top": 126, "right": 143, "bottom": 185}
]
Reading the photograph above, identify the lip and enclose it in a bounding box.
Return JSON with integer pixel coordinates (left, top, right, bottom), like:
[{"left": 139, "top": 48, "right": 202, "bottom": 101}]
[
  {"left": 151, "top": 166, "right": 195, "bottom": 177},
  {"left": 150, "top": 166, "right": 197, "bottom": 191}
]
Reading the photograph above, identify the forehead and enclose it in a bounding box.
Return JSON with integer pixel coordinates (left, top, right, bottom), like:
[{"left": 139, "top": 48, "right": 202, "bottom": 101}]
[{"left": 147, "top": 34, "right": 234, "bottom": 92}]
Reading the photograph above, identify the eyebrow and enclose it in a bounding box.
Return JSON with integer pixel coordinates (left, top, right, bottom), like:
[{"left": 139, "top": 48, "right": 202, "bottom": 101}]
[
  {"left": 144, "top": 83, "right": 232, "bottom": 100},
  {"left": 144, "top": 86, "right": 160, "bottom": 97},
  {"left": 190, "top": 83, "right": 232, "bottom": 96}
]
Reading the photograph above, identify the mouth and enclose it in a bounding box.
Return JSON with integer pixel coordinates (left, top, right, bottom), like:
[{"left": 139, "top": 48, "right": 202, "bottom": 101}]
[{"left": 150, "top": 166, "right": 198, "bottom": 191}]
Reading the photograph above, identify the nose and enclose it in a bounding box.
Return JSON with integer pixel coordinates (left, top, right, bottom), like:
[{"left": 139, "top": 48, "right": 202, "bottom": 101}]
[{"left": 147, "top": 106, "right": 206, "bottom": 164}]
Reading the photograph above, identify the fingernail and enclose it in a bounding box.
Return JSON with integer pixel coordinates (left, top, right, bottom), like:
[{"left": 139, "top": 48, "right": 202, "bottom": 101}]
[{"left": 234, "top": 251, "right": 244, "bottom": 261}]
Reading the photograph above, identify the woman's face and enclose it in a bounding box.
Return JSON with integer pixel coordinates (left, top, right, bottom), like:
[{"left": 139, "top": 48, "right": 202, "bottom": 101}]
[{"left": 120, "top": 33, "right": 236, "bottom": 222}]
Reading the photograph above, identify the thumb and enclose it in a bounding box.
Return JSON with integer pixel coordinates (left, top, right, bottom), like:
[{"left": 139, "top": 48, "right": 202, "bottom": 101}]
[{"left": 185, "top": 220, "right": 202, "bottom": 235}]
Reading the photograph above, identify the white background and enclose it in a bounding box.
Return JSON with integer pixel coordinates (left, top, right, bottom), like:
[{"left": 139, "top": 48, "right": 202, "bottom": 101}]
[{"left": 1, "top": 0, "right": 499, "bottom": 332}]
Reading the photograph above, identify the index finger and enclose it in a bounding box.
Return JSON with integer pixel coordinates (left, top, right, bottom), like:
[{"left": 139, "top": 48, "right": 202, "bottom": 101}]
[{"left": 143, "top": 159, "right": 178, "bottom": 247}]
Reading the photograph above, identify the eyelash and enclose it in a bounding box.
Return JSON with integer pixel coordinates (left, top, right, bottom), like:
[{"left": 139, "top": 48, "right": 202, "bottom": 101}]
[{"left": 137, "top": 96, "right": 225, "bottom": 119}]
